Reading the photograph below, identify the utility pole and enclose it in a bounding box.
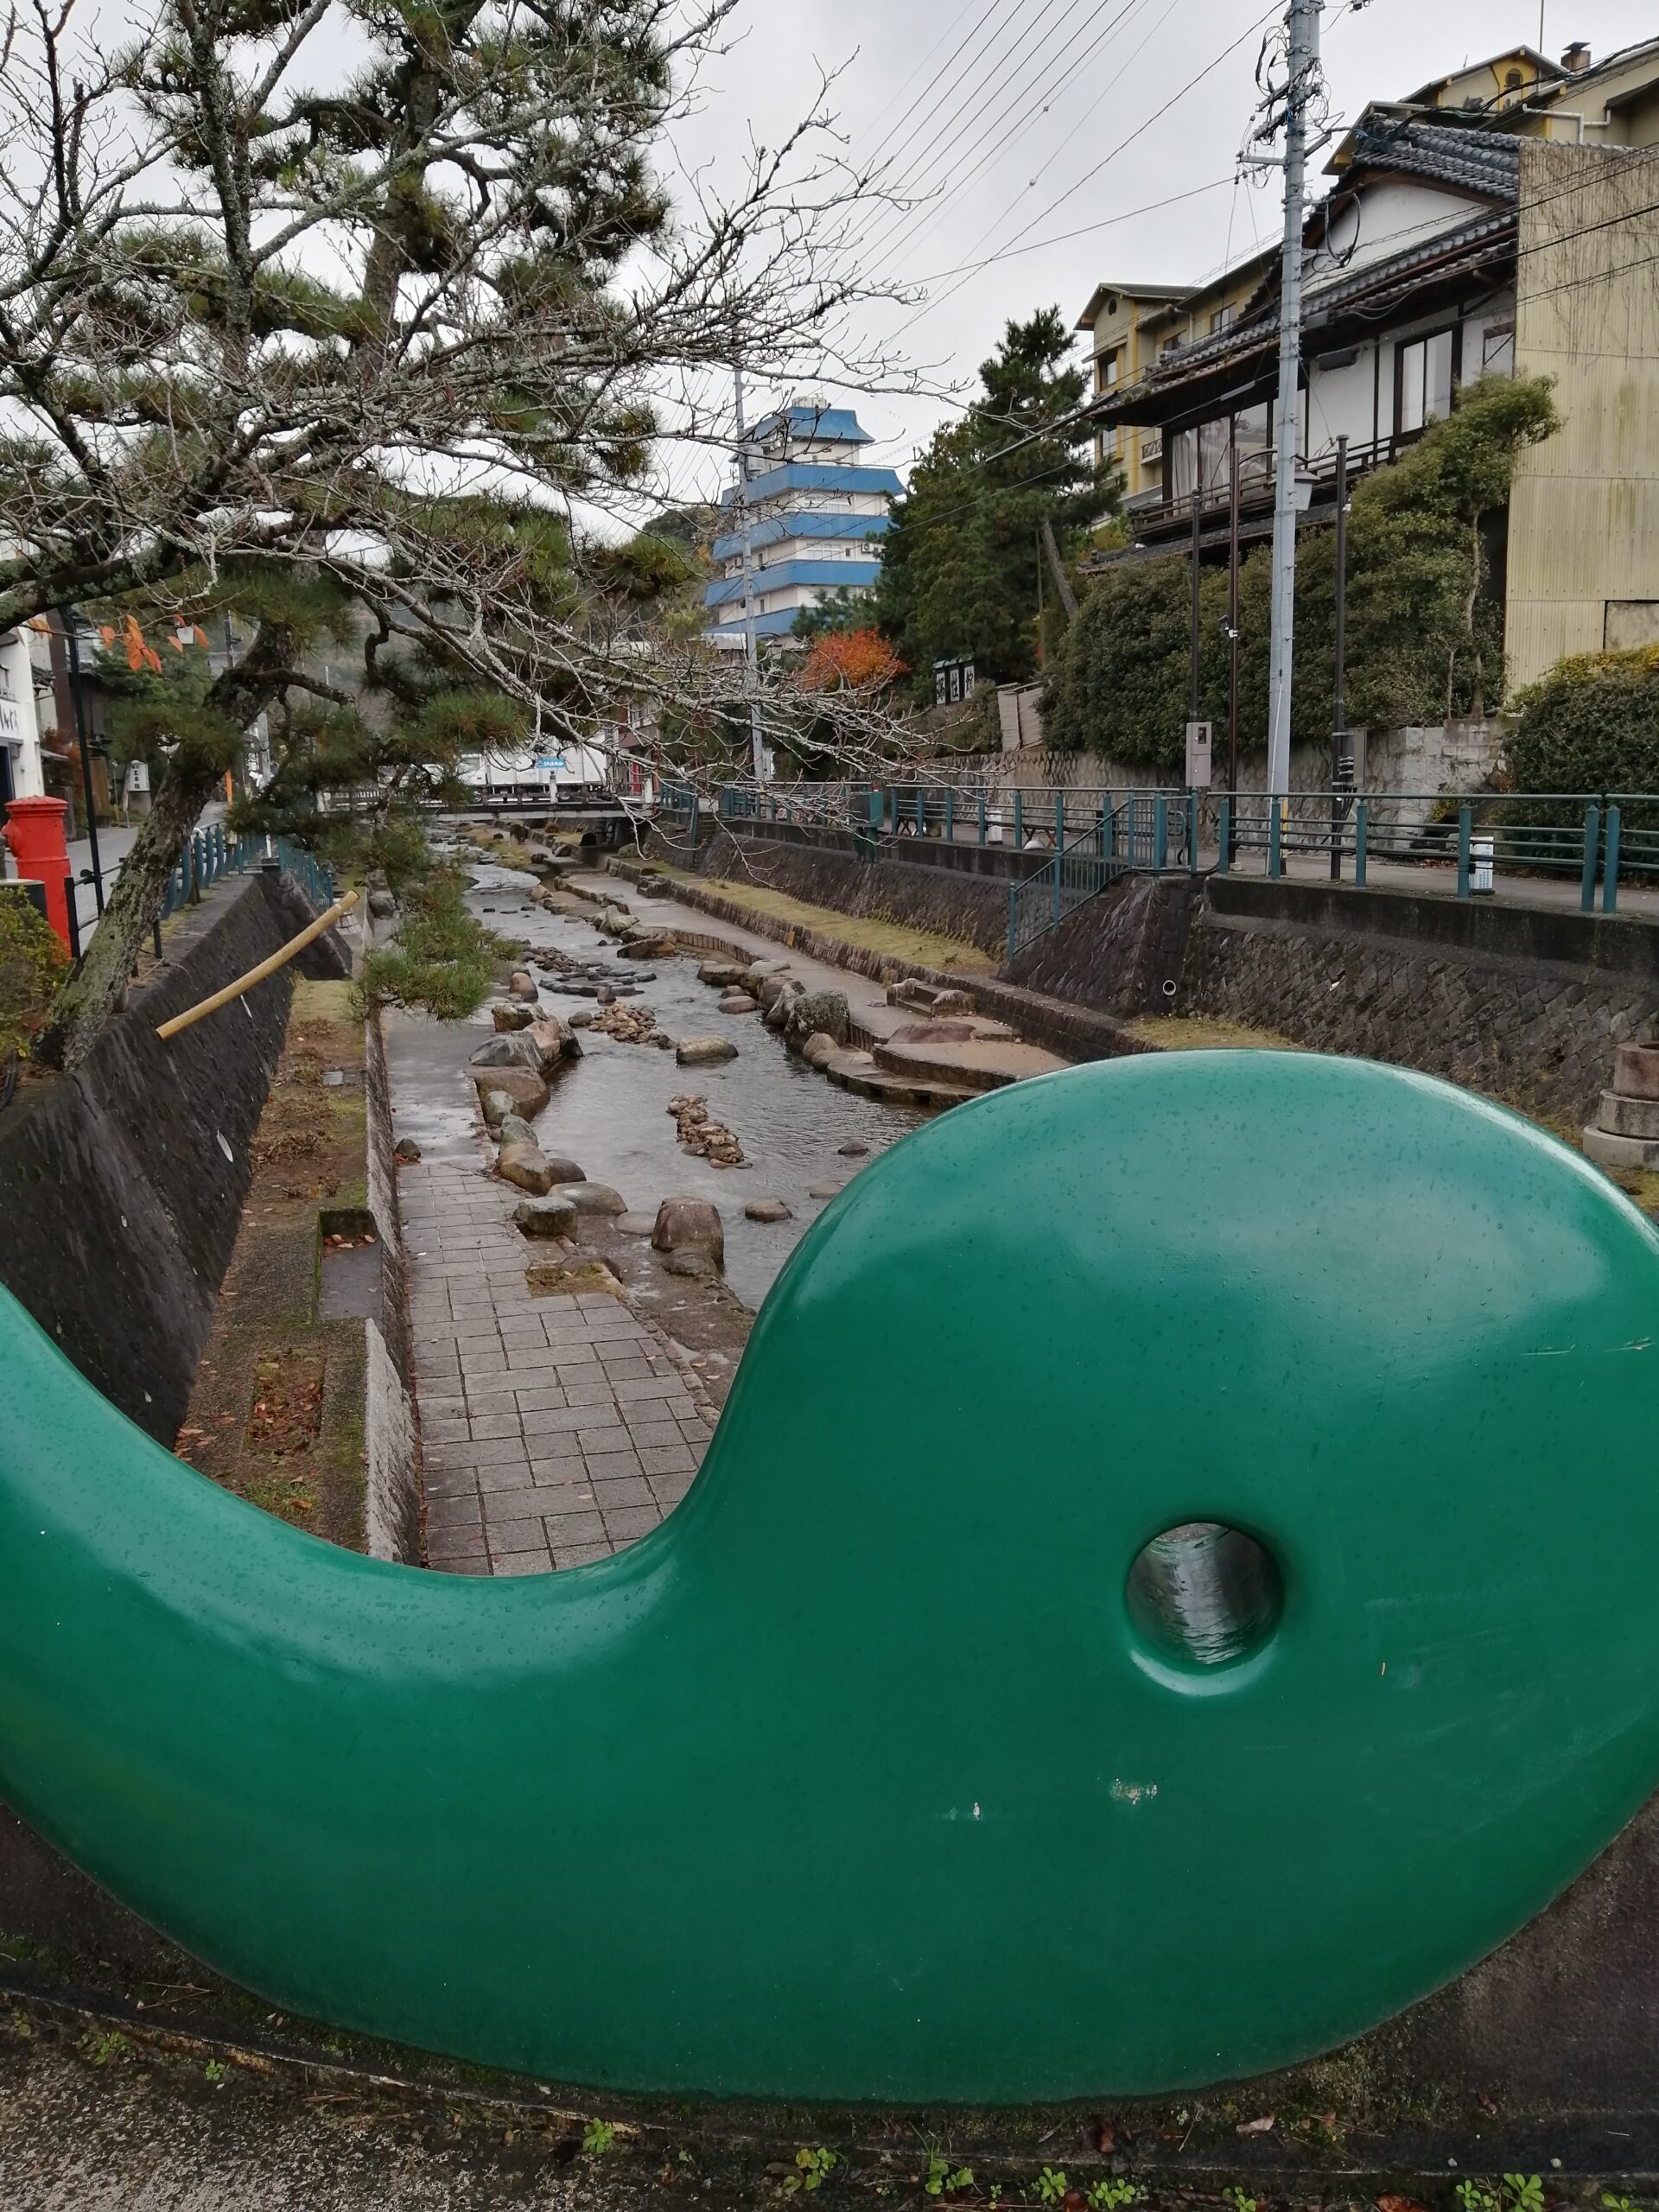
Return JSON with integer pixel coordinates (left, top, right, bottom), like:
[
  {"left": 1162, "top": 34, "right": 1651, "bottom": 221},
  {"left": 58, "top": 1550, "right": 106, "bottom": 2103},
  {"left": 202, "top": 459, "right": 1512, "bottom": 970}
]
[
  {"left": 1227, "top": 436, "right": 1241, "bottom": 861},
  {"left": 1330, "top": 433, "right": 1349, "bottom": 881},
  {"left": 732, "top": 365, "right": 766, "bottom": 785},
  {"left": 1260, "top": 0, "right": 1323, "bottom": 832},
  {"left": 1188, "top": 484, "right": 1203, "bottom": 727},
  {"left": 57, "top": 609, "right": 104, "bottom": 919}
]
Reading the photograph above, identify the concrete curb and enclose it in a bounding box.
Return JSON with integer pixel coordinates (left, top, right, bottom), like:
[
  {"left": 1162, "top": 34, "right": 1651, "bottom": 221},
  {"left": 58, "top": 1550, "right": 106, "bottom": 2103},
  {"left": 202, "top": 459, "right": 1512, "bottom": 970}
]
[{"left": 604, "top": 859, "right": 1153, "bottom": 1067}]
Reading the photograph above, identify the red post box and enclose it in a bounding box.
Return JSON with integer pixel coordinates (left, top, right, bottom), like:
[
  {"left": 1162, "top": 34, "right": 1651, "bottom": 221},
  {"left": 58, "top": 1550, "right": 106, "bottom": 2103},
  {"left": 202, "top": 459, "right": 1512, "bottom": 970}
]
[{"left": 4, "top": 798, "right": 74, "bottom": 951}]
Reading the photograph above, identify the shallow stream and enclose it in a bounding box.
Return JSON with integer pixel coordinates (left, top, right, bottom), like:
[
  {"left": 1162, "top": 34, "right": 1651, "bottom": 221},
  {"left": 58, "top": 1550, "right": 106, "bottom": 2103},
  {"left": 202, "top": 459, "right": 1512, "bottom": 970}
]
[{"left": 384, "top": 861, "right": 927, "bottom": 1313}]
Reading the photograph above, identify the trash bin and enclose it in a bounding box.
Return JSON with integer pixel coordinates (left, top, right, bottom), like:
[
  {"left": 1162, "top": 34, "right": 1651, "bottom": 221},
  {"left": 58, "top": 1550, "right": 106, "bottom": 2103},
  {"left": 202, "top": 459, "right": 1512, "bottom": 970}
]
[{"left": 1471, "top": 835, "right": 1495, "bottom": 895}]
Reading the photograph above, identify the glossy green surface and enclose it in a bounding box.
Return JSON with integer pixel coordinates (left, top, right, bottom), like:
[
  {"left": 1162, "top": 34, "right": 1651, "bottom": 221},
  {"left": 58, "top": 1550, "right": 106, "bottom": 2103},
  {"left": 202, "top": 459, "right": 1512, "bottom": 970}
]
[{"left": 4, "top": 1052, "right": 1659, "bottom": 2101}]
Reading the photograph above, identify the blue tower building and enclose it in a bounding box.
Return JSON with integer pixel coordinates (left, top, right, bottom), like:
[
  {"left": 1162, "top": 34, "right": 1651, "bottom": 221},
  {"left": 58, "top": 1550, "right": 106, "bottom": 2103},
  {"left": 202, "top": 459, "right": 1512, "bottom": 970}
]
[{"left": 703, "top": 403, "right": 903, "bottom": 644}]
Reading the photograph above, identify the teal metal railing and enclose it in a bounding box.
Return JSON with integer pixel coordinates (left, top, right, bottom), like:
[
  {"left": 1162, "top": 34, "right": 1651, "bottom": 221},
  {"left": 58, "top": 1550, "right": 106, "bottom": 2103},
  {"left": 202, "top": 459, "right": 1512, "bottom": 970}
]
[
  {"left": 1006, "top": 810, "right": 1126, "bottom": 963},
  {"left": 661, "top": 779, "right": 1659, "bottom": 943},
  {"left": 154, "top": 830, "right": 335, "bottom": 924},
  {"left": 1217, "top": 790, "right": 1659, "bottom": 915}
]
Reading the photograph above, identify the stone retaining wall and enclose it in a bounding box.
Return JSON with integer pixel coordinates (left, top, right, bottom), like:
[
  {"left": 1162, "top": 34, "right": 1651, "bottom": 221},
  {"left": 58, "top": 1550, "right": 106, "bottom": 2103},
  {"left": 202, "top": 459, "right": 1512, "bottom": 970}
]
[
  {"left": 653, "top": 821, "right": 1025, "bottom": 957},
  {"left": 1005, "top": 875, "right": 1202, "bottom": 1018},
  {"left": 1182, "top": 879, "right": 1659, "bottom": 1126},
  {"left": 0, "top": 868, "right": 349, "bottom": 1444},
  {"left": 937, "top": 716, "right": 1507, "bottom": 798}
]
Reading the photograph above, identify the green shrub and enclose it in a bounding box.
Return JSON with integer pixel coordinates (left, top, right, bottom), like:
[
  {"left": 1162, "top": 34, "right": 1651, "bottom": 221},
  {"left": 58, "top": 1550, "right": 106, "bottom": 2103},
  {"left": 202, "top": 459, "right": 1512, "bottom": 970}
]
[
  {"left": 1506, "top": 645, "right": 1659, "bottom": 795},
  {"left": 0, "top": 893, "right": 69, "bottom": 1061},
  {"left": 1046, "top": 374, "right": 1556, "bottom": 764}
]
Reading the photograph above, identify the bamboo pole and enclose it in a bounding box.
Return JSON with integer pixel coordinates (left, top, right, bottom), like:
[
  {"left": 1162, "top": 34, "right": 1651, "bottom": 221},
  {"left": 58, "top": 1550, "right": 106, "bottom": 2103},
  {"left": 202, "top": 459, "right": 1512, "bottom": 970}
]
[{"left": 156, "top": 890, "right": 358, "bottom": 1041}]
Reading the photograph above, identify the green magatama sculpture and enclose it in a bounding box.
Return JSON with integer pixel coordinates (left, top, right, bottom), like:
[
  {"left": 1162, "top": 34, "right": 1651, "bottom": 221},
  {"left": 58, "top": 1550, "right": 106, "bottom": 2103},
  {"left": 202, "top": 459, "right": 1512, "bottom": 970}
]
[{"left": 2, "top": 1052, "right": 1657, "bottom": 2101}]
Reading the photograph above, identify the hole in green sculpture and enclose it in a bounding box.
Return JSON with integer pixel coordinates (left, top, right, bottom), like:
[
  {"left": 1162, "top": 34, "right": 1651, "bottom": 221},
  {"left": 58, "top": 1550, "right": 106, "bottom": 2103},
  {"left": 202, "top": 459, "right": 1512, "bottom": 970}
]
[{"left": 1126, "top": 1522, "right": 1282, "bottom": 1669}]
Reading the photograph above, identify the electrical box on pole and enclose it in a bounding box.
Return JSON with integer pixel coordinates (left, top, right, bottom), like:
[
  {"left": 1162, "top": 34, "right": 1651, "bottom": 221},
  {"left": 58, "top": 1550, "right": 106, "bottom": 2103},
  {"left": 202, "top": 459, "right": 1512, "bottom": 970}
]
[{"left": 1185, "top": 722, "right": 1214, "bottom": 790}]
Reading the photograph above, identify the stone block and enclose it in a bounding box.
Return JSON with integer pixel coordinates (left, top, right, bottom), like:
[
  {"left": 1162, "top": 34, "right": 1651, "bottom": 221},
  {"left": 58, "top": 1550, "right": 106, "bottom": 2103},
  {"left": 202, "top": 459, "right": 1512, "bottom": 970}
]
[
  {"left": 1597, "top": 1091, "right": 1659, "bottom": 1141},
  {"left": 1582, "top": 1123, "right": 1659, "bottom": 1172},
  {"left": 652, "top": 1197, "right": 724, "bottom": 1268},
  {"left": 677, "top": 1035, "right": 738, "bottom": 1067},
  {"left": 473, "top": 1067, "right": 550, "bottom": 1120},
  {"left": 1614, "top": 1045, "right": 1659, "bottom": 1100},
  {"left": 512, "top": 1195, "right": 580, "bottom": 1239}
]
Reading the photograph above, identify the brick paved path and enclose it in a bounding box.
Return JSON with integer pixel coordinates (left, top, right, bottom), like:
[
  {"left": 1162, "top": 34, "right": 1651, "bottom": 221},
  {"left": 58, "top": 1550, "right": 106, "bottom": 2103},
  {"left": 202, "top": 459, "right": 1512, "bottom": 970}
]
[{"left": 400, "top": 1161, "right": 710, "bottom": 1575}]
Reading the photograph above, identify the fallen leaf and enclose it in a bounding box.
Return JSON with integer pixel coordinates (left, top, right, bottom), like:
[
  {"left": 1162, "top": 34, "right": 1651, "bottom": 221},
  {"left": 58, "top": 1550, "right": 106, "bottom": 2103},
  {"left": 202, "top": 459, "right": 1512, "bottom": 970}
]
[
  {"left": 1236, "top": 2114, "right": 1274, "bottom": 2135},
  {"left": 1378, "top": 2195, "right": 1428, "bottom": 2212},
  {"left": 1096, "top": 2125, "right": 1115, "bottom": 2155}
]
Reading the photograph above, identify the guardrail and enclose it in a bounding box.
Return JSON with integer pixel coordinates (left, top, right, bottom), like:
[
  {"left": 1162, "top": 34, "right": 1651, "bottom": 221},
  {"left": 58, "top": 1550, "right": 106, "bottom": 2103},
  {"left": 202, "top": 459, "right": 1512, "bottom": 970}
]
[
  {"left": 658, "top": 780, "right": 1659, "bottom": 952},
  {"left": 152, "top": 829, "right": 336, "bottom": 922},
  {"left": 1215, "top": 790, "right": 1657, "bottom": 915}
]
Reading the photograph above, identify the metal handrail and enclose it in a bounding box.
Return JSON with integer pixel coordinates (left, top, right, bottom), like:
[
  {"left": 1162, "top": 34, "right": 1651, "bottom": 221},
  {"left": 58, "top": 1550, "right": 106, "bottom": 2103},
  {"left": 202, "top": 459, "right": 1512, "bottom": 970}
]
[{"left": 661, "top": 780, "right": 1659, "bottom": 930}]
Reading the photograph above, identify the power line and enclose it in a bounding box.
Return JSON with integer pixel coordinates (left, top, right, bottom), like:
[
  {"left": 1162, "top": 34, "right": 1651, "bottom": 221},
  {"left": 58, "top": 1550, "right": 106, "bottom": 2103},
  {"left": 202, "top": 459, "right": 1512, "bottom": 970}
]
[
  {"left": 884, "top": 0, "right": 1179, "bottom": 285},
  {"left": 850, "top": 0, "right": 1150, "bottom": 277},
  {"left": 855, "top": 0, "right": 1027, "bottom": 175},
  {"left": 852, "top": 0, "right": 1094, "bottom": 257},
  {"left": 882, "top": 2, "right": 1284, "bottom": 346}
]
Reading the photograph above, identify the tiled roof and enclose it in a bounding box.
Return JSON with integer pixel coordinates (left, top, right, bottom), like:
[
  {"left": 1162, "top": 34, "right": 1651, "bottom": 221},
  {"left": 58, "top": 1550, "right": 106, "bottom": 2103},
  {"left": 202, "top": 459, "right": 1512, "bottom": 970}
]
[
  {"left": 1305, "top": 207, "right": 1514, "bottom": 324},
  {"left": 1346, "top": 118, "right": 1521, "bottom": 200},
  {"left": 1084, "top": 207, "right": 1514, "bottom": 422}
]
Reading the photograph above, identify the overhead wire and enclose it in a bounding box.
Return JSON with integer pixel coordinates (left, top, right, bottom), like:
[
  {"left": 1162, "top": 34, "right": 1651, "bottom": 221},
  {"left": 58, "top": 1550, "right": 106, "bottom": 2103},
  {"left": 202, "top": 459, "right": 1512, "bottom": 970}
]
[
  {"left": 849, "top": 0, "right": 1097, "bottom": 264},
  {"left": 848, "top": 0, "right": 1154, "bottom": 277},
  {"left": 886, "top": 0, "right": 1180, "bottom": 284},
  {"left": 879, "top": 0, "right": 1286, "bottom": 349}
]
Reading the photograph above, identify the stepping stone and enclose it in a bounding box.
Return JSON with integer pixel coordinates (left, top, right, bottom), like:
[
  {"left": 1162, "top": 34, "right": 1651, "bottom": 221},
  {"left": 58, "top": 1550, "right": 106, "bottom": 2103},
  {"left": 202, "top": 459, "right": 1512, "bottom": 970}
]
[
  {"left": 563, "top": 1182, "right": 628, "bottom": 1217},
  {"left": 512, "top": 1195, "right": 579, "bottom": 1238},
  {"left": 745, "top": 1198, "right": 791, "bottom": 1224}
]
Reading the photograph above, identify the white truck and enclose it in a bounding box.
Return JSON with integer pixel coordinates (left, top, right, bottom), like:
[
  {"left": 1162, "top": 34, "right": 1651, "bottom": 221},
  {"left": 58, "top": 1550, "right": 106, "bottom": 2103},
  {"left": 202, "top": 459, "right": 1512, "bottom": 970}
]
[{"left": 457, "top": 746, "right": 610, "bottom": 804}]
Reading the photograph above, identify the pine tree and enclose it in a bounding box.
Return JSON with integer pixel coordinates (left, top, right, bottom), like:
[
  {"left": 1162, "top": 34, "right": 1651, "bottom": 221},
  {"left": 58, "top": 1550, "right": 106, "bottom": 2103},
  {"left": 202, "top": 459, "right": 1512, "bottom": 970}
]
[
  {"left": 0, "top": 0, "right": 889, "bottom": 1065},
  {"left": 875, "top": 308, "right": 1117, "bottom": 704}
]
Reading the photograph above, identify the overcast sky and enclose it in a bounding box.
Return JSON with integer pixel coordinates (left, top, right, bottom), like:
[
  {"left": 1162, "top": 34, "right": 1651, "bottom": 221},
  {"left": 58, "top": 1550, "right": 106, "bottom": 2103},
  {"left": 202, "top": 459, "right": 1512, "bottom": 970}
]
[{"left": 661, "top": 0, "right": 1656, "bottom": 496}]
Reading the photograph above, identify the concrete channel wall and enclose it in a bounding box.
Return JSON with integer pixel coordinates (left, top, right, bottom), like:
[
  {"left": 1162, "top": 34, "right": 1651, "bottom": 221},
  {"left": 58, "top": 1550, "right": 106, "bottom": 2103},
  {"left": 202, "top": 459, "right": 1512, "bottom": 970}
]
[
  {"left": 0, "top": 868, "right": 347, "bottom": 1444},
  {"left": 657, "top": 817, "right": 1039, "bottom": 957},
  {"left": 1007, "top": 871, "right": 1659, "bottom": 1128},
  {"left": 0, "top": 866, "right": 416, "bottom": 2028},
  {"left": 689, "top": 820, "right": 1657, "bottom": 1128}
]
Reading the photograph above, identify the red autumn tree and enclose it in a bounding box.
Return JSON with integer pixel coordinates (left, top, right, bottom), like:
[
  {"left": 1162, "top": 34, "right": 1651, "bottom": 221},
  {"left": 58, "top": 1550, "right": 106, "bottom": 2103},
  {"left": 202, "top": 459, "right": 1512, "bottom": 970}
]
[{"left": 797, "top": 627, "right": 906, "bottom": 694}]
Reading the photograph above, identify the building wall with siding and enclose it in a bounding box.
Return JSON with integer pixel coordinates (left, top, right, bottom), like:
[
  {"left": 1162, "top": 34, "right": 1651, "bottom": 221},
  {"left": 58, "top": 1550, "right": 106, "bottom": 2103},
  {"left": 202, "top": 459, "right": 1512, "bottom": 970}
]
[{"left": 1507, "top": 141, "right": 1659, "bottom": 689}]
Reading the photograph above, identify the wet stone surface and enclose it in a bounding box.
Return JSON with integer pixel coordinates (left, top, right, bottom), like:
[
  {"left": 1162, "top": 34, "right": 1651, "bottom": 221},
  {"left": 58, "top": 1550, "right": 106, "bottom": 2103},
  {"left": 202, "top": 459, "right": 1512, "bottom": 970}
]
[
  {"left": 389, "top": 861, "right": 925, "bottom": 1312},
  {"left": 385, "top": 859, "right": 929, "bottom": 1576}
]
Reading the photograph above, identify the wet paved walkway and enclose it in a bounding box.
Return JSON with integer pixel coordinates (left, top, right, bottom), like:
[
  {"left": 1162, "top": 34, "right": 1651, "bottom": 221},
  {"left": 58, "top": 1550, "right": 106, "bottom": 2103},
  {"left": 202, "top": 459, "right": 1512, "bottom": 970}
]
[{"left": 401, "top": 1161, "right": 709, "bottom": 1575}]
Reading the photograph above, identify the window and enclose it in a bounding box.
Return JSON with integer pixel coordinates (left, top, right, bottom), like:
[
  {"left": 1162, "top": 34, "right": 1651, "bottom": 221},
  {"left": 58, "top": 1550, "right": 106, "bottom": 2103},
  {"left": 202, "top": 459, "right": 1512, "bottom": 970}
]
[
  {"left": 1396, "top": 327, "right": 1457, "bottom": 436},
  {"left": 1209, "top": 304, "right": 1236, "bottom": 335},
  {"left": 1482, "top": 320, "right": 1516, "bottom": 377},
  {"left": 1167, "top": 427, "right": 1196, "bottom": 500},
  {"left": 1096, "top": 346, "right": 1120, "bottom": 393},
  {"left": 1234, "top": 401, "right": 1271, "bottom": 485}
]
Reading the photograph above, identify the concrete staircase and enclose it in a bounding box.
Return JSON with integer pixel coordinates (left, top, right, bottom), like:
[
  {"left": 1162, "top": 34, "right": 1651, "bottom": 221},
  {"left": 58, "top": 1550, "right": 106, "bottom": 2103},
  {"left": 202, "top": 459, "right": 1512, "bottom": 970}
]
[
  {"left": 1583, "top": 1046, "right": 1659, "bottom": 1170},
  {"left": 821, "top": 989, "right": 1071, "bottom": 1109}
]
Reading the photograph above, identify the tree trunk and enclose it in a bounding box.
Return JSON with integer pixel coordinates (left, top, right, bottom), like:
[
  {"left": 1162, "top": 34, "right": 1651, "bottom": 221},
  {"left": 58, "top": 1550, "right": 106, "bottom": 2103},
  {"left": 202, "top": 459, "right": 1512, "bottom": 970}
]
[{"left": 33, "top": 755, "right": 222, "bottom": 1072}]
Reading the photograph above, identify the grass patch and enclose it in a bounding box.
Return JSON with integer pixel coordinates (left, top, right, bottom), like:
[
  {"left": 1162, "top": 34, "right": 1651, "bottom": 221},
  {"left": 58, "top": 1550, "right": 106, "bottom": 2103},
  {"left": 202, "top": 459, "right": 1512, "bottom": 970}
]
[
  {"left": 1125, "top": 1014, "right": 1305, "bottom": 1052},
  {"left": 644, "top": 862, "right": 996, "bottom": 975}
]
